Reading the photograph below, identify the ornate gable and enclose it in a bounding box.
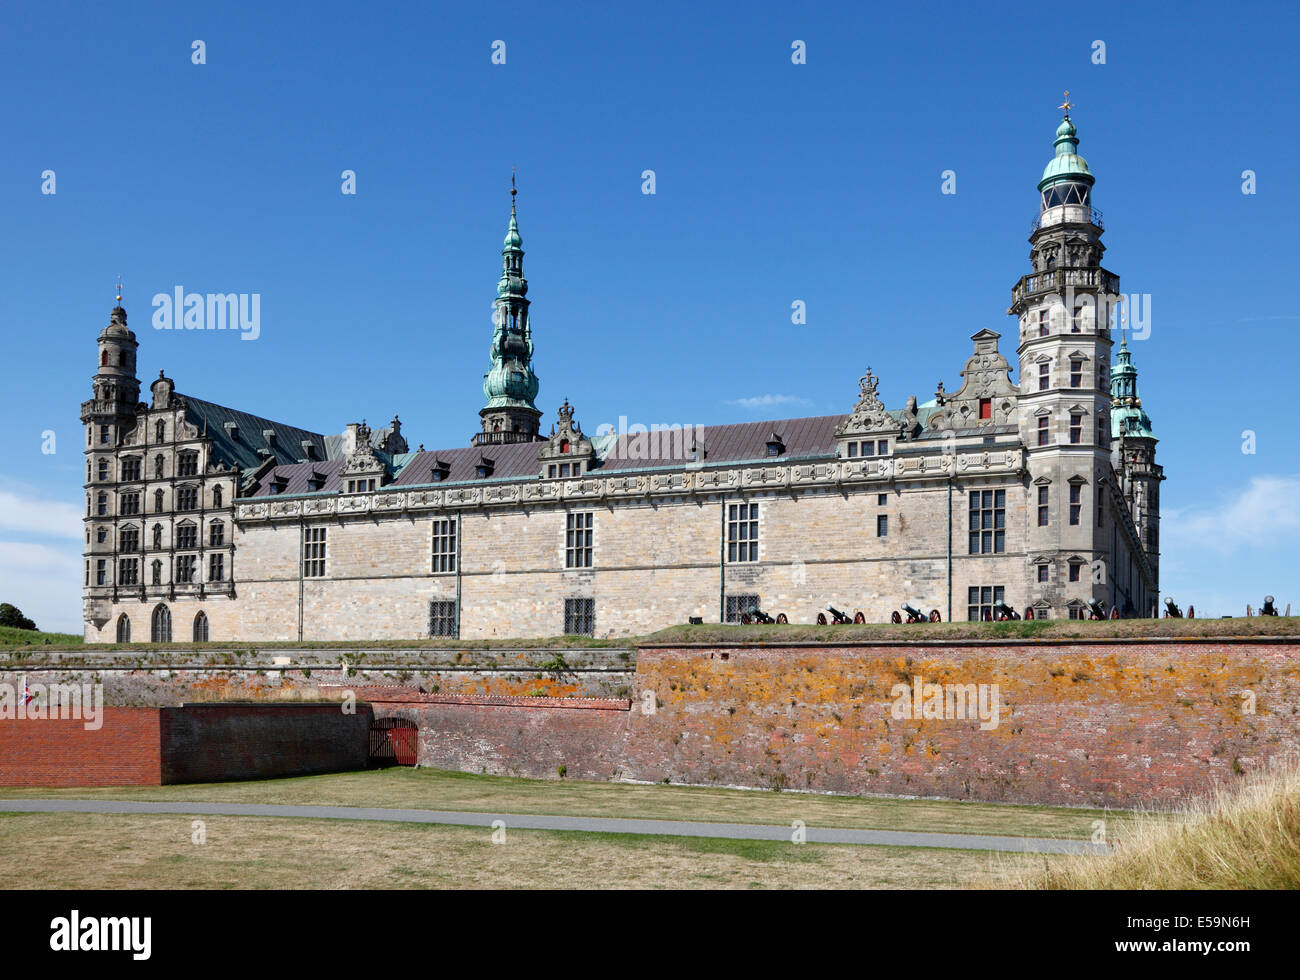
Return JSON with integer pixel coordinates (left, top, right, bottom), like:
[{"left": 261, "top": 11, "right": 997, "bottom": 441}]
[
  {"left": 931, "top": 330, "right": 1020, "bottom": 430},
  {"left": 537, "top": 399, "right": 595, "bottom": 477},
  {"left": 835, "top": 368, "right": 898, "bottom": 438}
]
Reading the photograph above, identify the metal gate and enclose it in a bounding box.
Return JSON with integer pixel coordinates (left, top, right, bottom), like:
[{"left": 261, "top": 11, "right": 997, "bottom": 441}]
[{"left": 369, "top": 718, "right": 418, "bottom": 767}]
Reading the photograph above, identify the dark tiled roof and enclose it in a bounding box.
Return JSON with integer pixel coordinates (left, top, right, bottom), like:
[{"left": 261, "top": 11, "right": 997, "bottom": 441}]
[
  {"left": 596, "top": 414, "right": 846, "bottom": 471},
  {"left": 390, "top": 442, "right": 544, "bottom": 486},
  {"left": 181, "top": 395, "right": 328, "bottom": 472},
  {"left": 247, "top": 459, "right": 344, "bottom": 497},
  {"left": 324, "top": 426, "right": 399, "bottom": 460}
]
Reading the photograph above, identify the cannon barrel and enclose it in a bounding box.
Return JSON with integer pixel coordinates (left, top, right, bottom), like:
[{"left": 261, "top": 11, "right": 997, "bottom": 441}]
[
  {"left": 901, "top": 602, "right": 922, "bottom": 617},
  {"left": 826, "top": 605, "right": 845, "bottom": 619},
  {"left": 1262, "top": 596, "right": 1278, "bottom": 616},
  {"left": 1088, "top": 599, "right": 1107, "bottom": 619}
]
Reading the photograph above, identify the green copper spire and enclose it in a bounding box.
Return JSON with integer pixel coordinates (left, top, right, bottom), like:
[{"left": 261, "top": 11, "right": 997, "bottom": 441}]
[
  {"left": 1110, "top": 338, "right": 1156, "bottom": 440},
  {"left": 473, "top": 176, "right": 542, "bottom": 446},
  {"left": 1039, "top": 93, "right": 1095, "bottom": 193}
]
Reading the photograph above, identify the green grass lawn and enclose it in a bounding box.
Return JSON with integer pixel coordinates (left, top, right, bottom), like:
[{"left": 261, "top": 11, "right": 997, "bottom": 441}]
[
  {"left": 0, "top": 811, "right": 1046, "bottom": 889},
  {"left": 0, "top": 625, "right": 83, "bottom": 647},
  {"left": 0, "top": 766, "right": 1128, "bottom": 841}
]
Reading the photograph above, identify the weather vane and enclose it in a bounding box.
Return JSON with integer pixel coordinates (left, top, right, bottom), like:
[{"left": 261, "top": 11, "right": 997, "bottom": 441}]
[
  {"left": 511, "top": 167, "right": 517, "bottom": 212},
  {"left": 115, "top": 274, "right": 123, "bottom": 304},
  {"left": 1058, "top": 91, "right": 1074, "bottom": 115}
]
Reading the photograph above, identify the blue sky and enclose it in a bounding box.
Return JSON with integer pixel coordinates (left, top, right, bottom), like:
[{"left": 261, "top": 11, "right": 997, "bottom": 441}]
[{"left": 2, "top": 0, "right": 1297, "bottom": 630}]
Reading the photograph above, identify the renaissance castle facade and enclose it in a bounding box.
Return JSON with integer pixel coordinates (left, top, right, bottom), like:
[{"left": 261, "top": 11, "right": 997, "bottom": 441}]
[{"left": 81, "top": 110, "right": 1162, "bottom": 643}]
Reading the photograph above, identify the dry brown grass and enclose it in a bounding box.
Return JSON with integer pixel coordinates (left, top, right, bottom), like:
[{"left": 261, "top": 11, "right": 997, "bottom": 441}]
[
  {"left": 0, "top": 812, "right": 1054, "bottom": 889},
  {"left": 991, "top": 756, "right": 1300, "bottom": 889}
]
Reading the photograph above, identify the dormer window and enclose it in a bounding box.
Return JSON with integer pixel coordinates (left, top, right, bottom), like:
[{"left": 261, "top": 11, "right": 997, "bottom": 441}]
[
  {"left": 430, "top": 460, "right": 450, "bottom": 483},
  {"left": 766, "top": 433, "right": 785, "bottom": 457},
  {"left": 476, "top": 456, "right": 494, "bottom": 479}
]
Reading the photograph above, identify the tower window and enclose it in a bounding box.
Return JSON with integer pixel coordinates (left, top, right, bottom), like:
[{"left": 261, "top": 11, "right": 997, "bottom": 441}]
[
  {"left": 1070, "top": 360, "right": 1083, "bottom": 388},
  {"left": 1038, "top": 362, "right": 1050, "bottom": 391},
  {"left": 97, "top": 493, "right": 108, "bottom": 516},
  {"left": 99, "top": 425, "right": 110, "bottom": 445},
  {"left": 1069, "top": 416, "right": 1083, "bottom": 444},
  {"left": 120, "top": 493, "right": 140, "bottom": 516},
  {"left": 1072, "top": 307, "right": 1084, "bottom": 333},
  {"left": 1037, "top": 310, "right": 1049, "bottom": 337},
  {"left": 101, "top": 350, "right": 109, "bottom": 366},
  {"left": 96, "top": 560, "right": 106, "bottom": 586},
  {"left": 1037, "top": 416, "right": 1050, "bottom": 447},
  {"left": 1069, "top": 563, "right": 1081, "bottom": 583},
  {"left": 121, "top": 458, "right": 141, "bottom": 482},
  {"left": 120, "top": 527, "right": 139, "bottom": 553},
  {"left": 1037, "top": 485, "right": 1049, "bottom": 526},
  {"left": 1069, "top": 484, "right": 1082, "bottom": 525},
  {"left": 1037, "top": 564, "right": 1049, "bottom": 583},
  {"left": 209, "top": 521, "right": 224, "bottom": 547},
  {"left": 98, "top": 458, "right": 110, "bottom": 481},
  {"left": 118, "top": 559, "right": 139, "bottom": 586}
]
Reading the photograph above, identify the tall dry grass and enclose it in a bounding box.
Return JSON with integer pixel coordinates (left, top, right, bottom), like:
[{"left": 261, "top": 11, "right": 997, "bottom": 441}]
[{"left": 1001, "top": 756, "right": 1300, "bottom": 889}]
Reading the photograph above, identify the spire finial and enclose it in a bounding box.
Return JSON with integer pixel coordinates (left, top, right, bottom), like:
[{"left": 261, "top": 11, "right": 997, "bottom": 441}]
[
  {"left": 511, "top": 167, "right": 517, "bottom": 215},
  {"left": 115, "top": 274, "right": 123, "bottom": 305},
  {"left": 1058, "top": 90, "right": 1074, "bottom": 116}
]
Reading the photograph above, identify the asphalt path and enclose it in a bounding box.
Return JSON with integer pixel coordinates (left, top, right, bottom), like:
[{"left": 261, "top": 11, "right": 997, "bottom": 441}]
[{"left": 1, "top": 799, "right": 1106, "bottom": 854}]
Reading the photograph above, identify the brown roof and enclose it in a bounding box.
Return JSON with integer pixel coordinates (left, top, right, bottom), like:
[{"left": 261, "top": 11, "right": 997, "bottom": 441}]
[{"left": 597, "top": 414, "right": 845, "bottom": 471}]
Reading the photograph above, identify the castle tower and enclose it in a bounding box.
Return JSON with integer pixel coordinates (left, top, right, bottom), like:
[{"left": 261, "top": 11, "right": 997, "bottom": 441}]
[
  {"left": 1110, "top": 337, "right": 1162, "bottom": 591},
  {"left": 1010, "top": 99, "right": 1122, "bottom": 617},
  {"left": 473, "top": 180, "right": 542, "bottom": 446},
  {"left": 81, "top": 292, "right": 141, "bottom": 441}
]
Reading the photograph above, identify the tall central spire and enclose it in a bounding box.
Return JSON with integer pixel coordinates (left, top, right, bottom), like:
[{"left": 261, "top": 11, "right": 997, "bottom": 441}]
[{"left": 472, "top": 179, "right": 542, "bottom": 446}]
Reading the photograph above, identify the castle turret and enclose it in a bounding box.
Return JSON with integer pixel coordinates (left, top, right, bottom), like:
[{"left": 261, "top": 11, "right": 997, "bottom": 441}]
[
  {"left": 473, "top": 178, "right": 542, "bottom": 446},
  {"left": 1010, "top": 99, "right": 1122, "bottom": 617},
  {"left": 1110, "top": 337, "right": 1162, "bottom": 587}
]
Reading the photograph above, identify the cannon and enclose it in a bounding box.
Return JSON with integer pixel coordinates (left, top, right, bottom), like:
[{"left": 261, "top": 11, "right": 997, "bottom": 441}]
[
  {"left": 688, "top": 616, "right": 703, "bottom": 625},
  {"left": 1261, "top": 596, "right": 1279, "bottom": 617},
  {"left": 993, "top": 601, "right": 1021, "bottom": 621},
  {"left": 892, "top": 603, "right": 942, "bottom": 624},
  {"left": 739, "top": 606, "right": 787, "bottom": 625},
  {"left": 1087, "top": 599, "right": 1107, "bottom": 621},
  {"left": 1164, "top": 597, "right": 1182, "bottom": 618},
  {"left": 817, "top": 605, "right": 866, "bottom": 625}
]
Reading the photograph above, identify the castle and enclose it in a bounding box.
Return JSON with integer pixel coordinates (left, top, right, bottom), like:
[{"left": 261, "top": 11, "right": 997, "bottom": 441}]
[{"left": 80, "top": 109, "right": 1162, "bottom": 643}]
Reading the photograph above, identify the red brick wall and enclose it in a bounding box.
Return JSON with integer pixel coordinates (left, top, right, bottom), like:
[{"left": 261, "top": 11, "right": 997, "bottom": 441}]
[
  {"left": 625, "top": 641, "right": 1300, "bottom": 808},
  {"left": 369, "top": 695, "right": 631, "bottom": 780},
  {"left": 0, "top": 709, "right": 162, "bottom": 786},
  {"left": 159, "top": 703, "right": 373, "bottom": 784}
]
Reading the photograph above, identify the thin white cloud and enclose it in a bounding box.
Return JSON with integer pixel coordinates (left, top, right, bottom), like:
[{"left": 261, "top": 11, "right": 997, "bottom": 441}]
[
  {"left": 0, "top": 541, "right": 82, "bottom": 634},
  {"left": 727, "top": 394, "right": 813, "bottom": 411},
  {"left": 1163, "top": 475, "right": 1300, "bottom": 554},
  {"left": 0, "top": 488, "right": 83, "bottom": 539}
]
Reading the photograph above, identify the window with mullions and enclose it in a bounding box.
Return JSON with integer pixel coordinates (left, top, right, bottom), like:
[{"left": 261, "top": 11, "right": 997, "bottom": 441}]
[
  {"left": 119, "top": 526, "right": 139, "bottom": 553},
  {"left": 176, "top": 524, "right": 198, "bottom": 549},
  {"left": 208, "top": 554, "right": 224, "bottom": 582},
  {"left": 118, "top": 558, "right": 139, "bottom": 586},
  {"left": 429, "top": 600, "right": 458, "bottom": 638},
  {"left": 968, "top": 490, "right": 1006, "bottom": 554},
  {"left": 176, "top": 487, "right": 198, "bottom": 511},
  {"left": 121, "top": 458, "right": 141, "bottom": 482},
  {"left": 175, "top": 554, "right": 197, "bottom": 583},
  {"left": 303, "top": 527, "right": 327, "bottom": 577},
  {"left": 178, "top": 452, "right": 199, "bottom": 477},
  {"left": 968, "top": 585, "right": 1005, "bottom": 622},
  {"left": 1037, "top": 485, "right": 1049, "bottom": 526},
  {"left": 431, "top": 518, "right": 456, "bottom": 573},
  {"left": 564, "top": 597, "right": 595, "bottom": 636},
  {"left": 1069, "top": 484, "right": 1082, "bottom": 525},
  {"left": 727, "top": 502, "right": 759, "bottom": 562},
  {"left": 565, "top": 512, "right": 593, "bottom": 568},
  {"left": 209, "top": 521, "right": 224, "bottom": 547}
]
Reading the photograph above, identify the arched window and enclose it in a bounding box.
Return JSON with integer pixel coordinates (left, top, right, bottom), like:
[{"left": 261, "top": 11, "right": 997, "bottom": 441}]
[
  {"left": 213, "top": 485, "right": 223, "bottom": 508},
  {"left": 156, "top": 420, "right": 166, "bottom": 442},
  {"left": 116, "top": 614, "right": 131, "bottom": 643},
  {"left": 193, "top": 611, "right": 209, "bottom": 642},
  {"left": 155, "top": 454, "right": 165, "bottom": 478},
  {"left": 151, "top": 559, "right": 163, "bottom": 585},
  {"left": 150, "top": 604, "right": 172, "bottom": 642},
  {"left": 101, "top": 349, "right": 109, "bottom": 366}
]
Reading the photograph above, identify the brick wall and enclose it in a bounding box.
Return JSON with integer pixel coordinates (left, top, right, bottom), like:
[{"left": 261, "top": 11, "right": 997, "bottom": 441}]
[
  {"left": 624, "top": 640, "right": 1300, "bottom": 808},
  {"left": 369, "top": 695, "right": 631, "bottom": 780},
  {"left": 159, "top": 703, "right": 372, "bottom": 783},
  {"left": 0, "top": 708, "right": 162, "bottom": 786}
]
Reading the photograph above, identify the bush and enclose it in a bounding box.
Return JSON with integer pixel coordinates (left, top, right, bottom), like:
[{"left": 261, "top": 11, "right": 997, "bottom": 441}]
[{"left": 0, "top": 604, "right": 37, "bottom": 631}]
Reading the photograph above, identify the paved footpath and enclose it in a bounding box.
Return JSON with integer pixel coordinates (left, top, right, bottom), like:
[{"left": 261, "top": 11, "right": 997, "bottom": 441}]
[{"left": 1, "top": 799, "right": 1105, "bottom": 855}]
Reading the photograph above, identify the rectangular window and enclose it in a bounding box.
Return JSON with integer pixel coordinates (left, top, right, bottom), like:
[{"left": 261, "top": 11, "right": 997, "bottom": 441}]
[
  {"left": 99, "top": 425, "right": 110, "bottom": 445},
  {"left": 178, "top": 453, "right": 198, "bottom": 477},
  {"left": 176, "top": 524, "right": 197, "bottom": 549},
  {"left": 209, "top": 522, "right": 225, "bottom": 547},
  {"left": 1037, "top": 310, "right": 1049, "bottom": 337},
  {"left": 96, "top": 559, "right": 106, "bottom": 585},
  {"left": 1069, "top": 416, "right": 1082, "bottom": 444},
  {"left": 877, "top": 514, "right": 888, "bottom": 537},
  {"left": 1072, "top": 306, "right": 1084, "bottom": 333},
  {"left": 1070, "top": 360, "right": 1083, "bottom": 388},
  {"left": 303, "top": 527, "right": 327, "bottom": 577},
  {"left": 176, "top": 554, "right": 196, "bottom": 583},
  {"left": 118, "top": 558, "right": 138, "bottom": 586},
  {"left": 877, "top": 440, "right": 890, "bottom": 456},
  {"left": 724, "top": 594, "right": 761, "bottom": 624},
  {"left": 967, "top": 585, "right": 1005, "bottom": 622},
  {"left": 565, "top": 512, "right": 593, "bottom": 568},
  {"left": 727, "top": 502, "right": 759, "bottom": 562},
  {"left": 1037, "top": 416, "right": 1050, "bottom": 447},
  {"left": 121, "top": 458, "right": 141, "bottom": 482},
  {"left": 1038, "top": 362, "right": 1050, "bottom": 391},
  {"left": 846, "top": 442, "right": 858, "bottom": 458},
  {"left": 98, "top": 459, "right": 110, "bottom": 481},
  {"left": 1068, "top": 564, "right": 1081, "bottom": 583},
  {"left": 1069, "top": 484, "right": 1081, "bottom": 525},
  {"left": 564, "top": 597, "right": 595, "bottom": 636},
  {"left": 1097, "top": 418, "right": 1106, "bottom": 445},
  {"left": 120, "top": 493, "right": 140, "bottom": 516},
  {"left": 177, "top": 487, "right": 198, "bottom": 511},
  {"left": 979, "top": 398, "right": 991, "bottom": 419},
  {"left": 209, "top": 553, "right": 224, "bottom": 582},
  {"left": 1037, "top": 485, "right": 1049, "bottom": 526},
  {"left": 878, "top": 493, "right": 888, "bottom": 506},
  {"left": 1069, "top": 604, "right": 1085, "bottom": 620},
  {"left": 431, "top": 517, "right": 456, "bottom": 573},
  {"left": 968, "top": 490, "right": 1006, "bottom": 554},
  {"left": 1037, "top": 564, "right": 1049, "bottom": 583},
  {"left": 120, "top": 527, "right": 139, "bottom": 553},
  {"left": 429, "top": 599, "right": 458, "bottom": 638}
]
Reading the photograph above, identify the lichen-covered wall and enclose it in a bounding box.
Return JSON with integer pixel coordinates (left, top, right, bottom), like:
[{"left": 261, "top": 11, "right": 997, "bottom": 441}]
[{"left": 622, "top": 641, "right": 1300, "bottom": 808}]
